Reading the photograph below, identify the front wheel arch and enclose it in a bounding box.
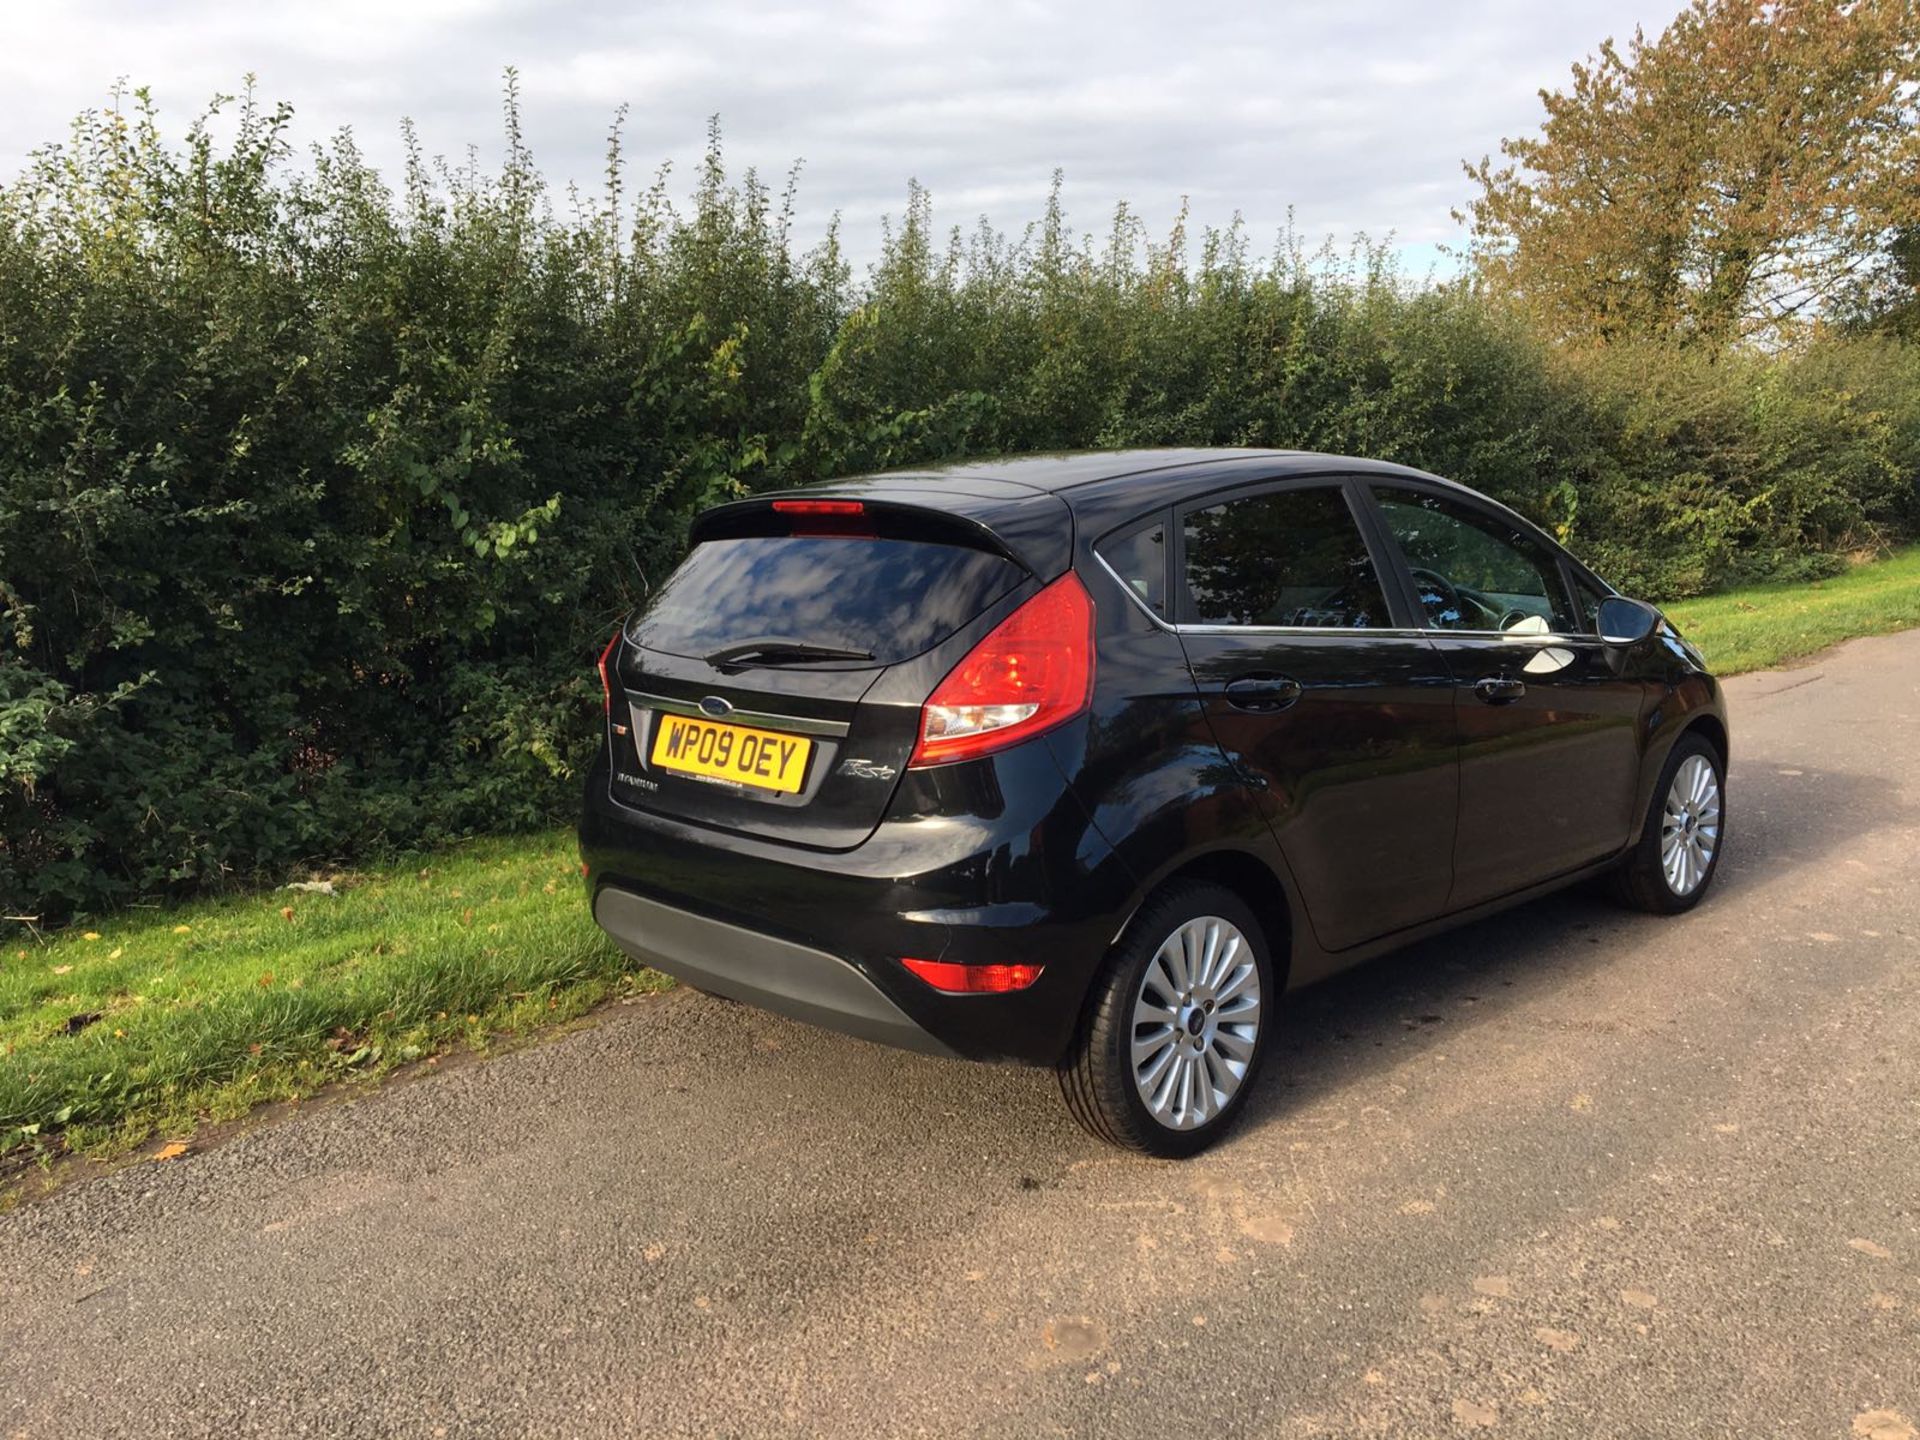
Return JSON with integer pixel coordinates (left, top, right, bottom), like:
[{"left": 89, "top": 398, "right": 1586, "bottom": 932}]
[
  {"left": 1610, "top": 730, "right": 1726, "bottom": 914},
  {"left": 1682, "top": 712, "right": 1729, "bottom": 766}
]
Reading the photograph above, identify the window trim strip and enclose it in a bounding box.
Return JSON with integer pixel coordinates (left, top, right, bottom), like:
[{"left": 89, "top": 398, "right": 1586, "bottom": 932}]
[
  {"left": 1095, "top": 552, "right": 1587, "bottom": 643},
  {"left": 1094, "top": 471, "right": 1618, "bottom": 643}
]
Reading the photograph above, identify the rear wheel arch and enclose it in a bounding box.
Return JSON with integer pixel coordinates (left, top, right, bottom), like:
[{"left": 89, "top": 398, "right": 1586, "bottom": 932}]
[
  {"left": 1061, "top": 874, "right": 1279, "bottom": 1154},
  {"left": 1116, "top": 848, "right": 1294, "bottom": 992}
]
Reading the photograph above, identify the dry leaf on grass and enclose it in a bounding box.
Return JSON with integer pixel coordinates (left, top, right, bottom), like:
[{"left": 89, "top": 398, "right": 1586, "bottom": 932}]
[{"left": 153, "top": 1142, "right": 188, "bottom": 1162}]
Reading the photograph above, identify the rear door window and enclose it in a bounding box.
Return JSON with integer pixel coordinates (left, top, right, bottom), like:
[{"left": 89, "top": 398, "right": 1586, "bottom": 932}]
[
  {"left": 1180, "top": 485, "right": 1392, "bottom": 628},
  {"left": 630, "top": 535, "right": 1025, "bottom": 665}
]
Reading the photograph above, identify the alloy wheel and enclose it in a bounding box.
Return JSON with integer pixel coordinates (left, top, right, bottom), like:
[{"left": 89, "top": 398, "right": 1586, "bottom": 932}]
[
  {"left": 1660, "top": 753, "right": 1722, "bottom": 896},
  {"left": 1130, "top": 915, "right": 1263, "bottom": 1131}
]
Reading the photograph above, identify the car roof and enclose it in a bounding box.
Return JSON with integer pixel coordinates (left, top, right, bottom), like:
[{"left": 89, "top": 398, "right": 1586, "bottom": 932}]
[
  {"left": 789, "top": 447, "right": 1496, "bottom": 502},
  {"left": 742, "top": 449, "right": 1575, "bottom": 581},
  {"left": 794, "top": 448, "right": 1301, "bottom": 495}
]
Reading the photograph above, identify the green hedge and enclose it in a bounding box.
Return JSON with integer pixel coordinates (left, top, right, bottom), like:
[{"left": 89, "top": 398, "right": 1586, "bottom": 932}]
[{"left": 2, "top": 86, "right": 1916, "bottom": 917}]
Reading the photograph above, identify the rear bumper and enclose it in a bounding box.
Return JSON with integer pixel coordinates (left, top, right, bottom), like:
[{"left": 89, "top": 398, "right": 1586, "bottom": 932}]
[
  {"left": 579, "top": 740, "right": 1138, "bottom": 1066},
  {"left": 592, "top": 886, "right": 957, "bottom": 1057}
]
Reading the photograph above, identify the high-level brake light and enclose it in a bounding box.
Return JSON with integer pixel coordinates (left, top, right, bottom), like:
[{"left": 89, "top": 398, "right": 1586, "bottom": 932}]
[{"left": 771, "top": 499, "right": 865, "bottom": 515}]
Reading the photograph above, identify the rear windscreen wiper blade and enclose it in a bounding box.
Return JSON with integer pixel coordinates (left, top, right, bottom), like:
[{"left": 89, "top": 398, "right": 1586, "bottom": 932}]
[{"left": 703, "top": 638, "right": 876, "bottom": 668}]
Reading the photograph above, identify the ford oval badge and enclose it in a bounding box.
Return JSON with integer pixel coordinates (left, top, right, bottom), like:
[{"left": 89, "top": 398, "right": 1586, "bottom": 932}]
[{"left": 698, "top": 695, "right": 734, "bottom": 718}]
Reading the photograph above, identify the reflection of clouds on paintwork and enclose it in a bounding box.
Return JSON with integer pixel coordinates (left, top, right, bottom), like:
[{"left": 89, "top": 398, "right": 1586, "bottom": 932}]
[
  {"left": 1, "top": 0, "right": 1685, "bottom": 272},
  {"left": 632, "top": 536, "right": 1020, "bottom": 664}
]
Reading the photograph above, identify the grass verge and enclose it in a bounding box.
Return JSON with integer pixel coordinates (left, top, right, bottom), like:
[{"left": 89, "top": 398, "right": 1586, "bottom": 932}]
[
  {"left": 1665, "top": 545, "right": 1920, "bottom": 675},
  {"left": 1, "top": 832, "right": 661, "bottom": 1173}
]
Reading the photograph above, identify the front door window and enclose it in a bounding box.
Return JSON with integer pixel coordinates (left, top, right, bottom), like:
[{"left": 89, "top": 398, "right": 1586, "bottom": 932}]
[{"left": 1371, "top": 488, "right": 1577, "bottom": 633}]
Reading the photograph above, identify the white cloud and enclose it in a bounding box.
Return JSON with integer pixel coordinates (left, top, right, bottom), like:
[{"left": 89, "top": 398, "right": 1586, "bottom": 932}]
[{"left": 0, "top": 0, "right": 1686, "bottom": 273}]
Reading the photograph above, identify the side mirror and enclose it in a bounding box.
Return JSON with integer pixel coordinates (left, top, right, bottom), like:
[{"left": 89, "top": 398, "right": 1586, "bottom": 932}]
[{"left": 1597, "top": 595, "right": 1659, "bottom": 646}]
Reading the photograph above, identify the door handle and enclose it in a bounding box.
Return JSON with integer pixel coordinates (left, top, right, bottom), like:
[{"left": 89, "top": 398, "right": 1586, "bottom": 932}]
[
  {"left": 1225, "top": 675, "right": 1303, "bottom": 713},
  {"left": 1473, "top": 675, "right": 1527, "bottom": 705}
]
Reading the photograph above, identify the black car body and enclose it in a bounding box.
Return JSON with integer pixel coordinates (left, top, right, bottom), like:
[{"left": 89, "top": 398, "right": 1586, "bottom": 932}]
[{"left": 582, "top": 450, "right": 1728, "bottom": 1153}]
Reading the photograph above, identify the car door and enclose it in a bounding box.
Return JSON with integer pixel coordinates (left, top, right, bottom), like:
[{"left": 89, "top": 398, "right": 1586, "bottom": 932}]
[
  {"left": 1360, "top": 482, "right": 1648, "bottom": 910},
  {"left": 1173, "top": 478, "right": 1459, "bottom": 952}
]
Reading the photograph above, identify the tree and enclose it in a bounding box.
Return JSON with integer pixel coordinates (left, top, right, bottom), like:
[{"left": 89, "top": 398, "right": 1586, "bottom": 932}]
[
  {"left": 1461, "top": 0, "right": 1920, "bottom": 346},
  {"left": 1833, "top": 224, "right": 1920, "bottom": 336}
]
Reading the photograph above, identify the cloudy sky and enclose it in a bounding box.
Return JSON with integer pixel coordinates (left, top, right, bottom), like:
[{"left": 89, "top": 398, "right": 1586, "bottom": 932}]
[{"left": 0, "top": 0, "right": 1685, "bottom": 274}]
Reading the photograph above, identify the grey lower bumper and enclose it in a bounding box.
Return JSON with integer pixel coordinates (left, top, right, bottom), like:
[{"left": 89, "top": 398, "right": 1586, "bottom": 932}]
[{"left": 592, "top": 886, "right": 957, "bottom": 1058}]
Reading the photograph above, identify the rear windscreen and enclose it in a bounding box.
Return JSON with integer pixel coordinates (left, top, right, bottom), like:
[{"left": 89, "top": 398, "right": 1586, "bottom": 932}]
[{"left": 628, "top": 535, "right": 1026, "bottom": 666}]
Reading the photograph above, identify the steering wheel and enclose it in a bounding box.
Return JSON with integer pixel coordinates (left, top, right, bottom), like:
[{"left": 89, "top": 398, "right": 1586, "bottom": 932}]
[{"left": 1407, "top": 567, "right": 1466, "bottom": 625}]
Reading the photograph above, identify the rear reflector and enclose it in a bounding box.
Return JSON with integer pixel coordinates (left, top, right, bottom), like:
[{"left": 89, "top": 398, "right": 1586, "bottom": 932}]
[
  {"left": 597, "top": 632, "right": 621, "bottom": 714},
  {"left": 910, "top": 571, "right": 1094, "bottom": 767},
  {"left": 900, "top": 958, "right": 1046, "bottom": 994},
  {"left": 771, "top": 499, "right": 864, "bottom": 515}
]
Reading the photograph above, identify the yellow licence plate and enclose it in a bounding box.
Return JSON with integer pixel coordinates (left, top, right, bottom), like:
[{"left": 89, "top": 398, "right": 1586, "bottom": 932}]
[{"left": 648, "top": 714, "right": 813, "bottom": 794}]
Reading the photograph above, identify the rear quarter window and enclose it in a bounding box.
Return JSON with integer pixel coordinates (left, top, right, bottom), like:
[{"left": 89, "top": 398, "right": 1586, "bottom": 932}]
[{"left": 1096, "top": 522, "right": 1168, "bottom": 618}]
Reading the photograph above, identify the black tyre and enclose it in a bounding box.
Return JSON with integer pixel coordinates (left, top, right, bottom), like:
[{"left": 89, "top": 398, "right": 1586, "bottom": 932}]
[
  {"left": 1058, "top": 881, "right": 1275, "bottom": 1158},
  {"left": 1609, "top": 732, "right": 1726, "bottom": 915}
]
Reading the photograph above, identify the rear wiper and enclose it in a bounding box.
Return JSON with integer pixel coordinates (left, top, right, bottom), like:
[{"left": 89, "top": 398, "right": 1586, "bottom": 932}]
[{"left": 703, "top": 638, "right": 876, "bottom": 668}]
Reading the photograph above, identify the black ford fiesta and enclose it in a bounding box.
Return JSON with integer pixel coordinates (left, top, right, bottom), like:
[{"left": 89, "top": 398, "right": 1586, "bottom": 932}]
[{"left": 581, "top": 450, "right": 1728, "bottom": 1155}]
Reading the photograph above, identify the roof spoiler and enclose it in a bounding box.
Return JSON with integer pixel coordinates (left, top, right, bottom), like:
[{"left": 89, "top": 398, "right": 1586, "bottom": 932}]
[{"left": 691, "top": 496, "right": 1036, "bottom": 572}]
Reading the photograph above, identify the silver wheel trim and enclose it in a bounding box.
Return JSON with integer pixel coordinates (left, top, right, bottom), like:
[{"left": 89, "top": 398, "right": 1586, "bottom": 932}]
[
  {"left": 1660, "top": 754, "right": 1722, "bottom": 897},
  {"left": 1130, "top": 915, "right": 1262, "bottom": 1131}
]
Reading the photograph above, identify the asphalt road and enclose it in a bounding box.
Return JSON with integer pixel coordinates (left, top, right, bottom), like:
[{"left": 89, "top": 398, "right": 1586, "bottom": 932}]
[{"left": 4, "top": 631, "right": 1918, "bottom": 1440}]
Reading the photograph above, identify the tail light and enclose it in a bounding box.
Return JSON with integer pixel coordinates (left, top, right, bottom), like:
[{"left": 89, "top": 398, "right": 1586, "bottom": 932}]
[
  {"left": 909, "top": 572, "right": 1094, "bottom": 767},
  {"left": 901, "top": 958, "right": 1046, "bottom": 993},
  {"left": 597, "top": 632, "right": 621, "bottom": 714}
]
